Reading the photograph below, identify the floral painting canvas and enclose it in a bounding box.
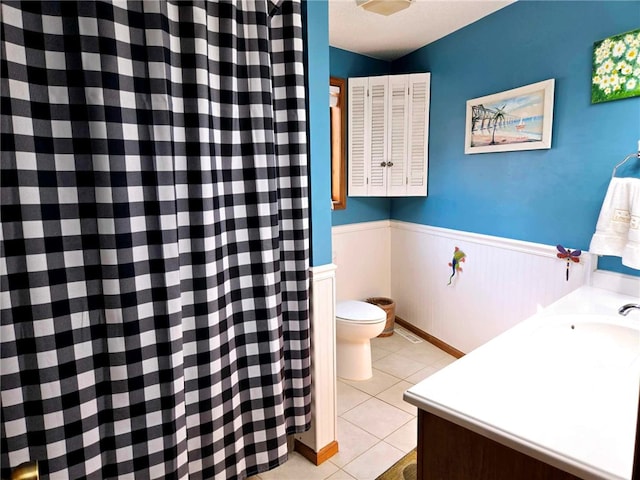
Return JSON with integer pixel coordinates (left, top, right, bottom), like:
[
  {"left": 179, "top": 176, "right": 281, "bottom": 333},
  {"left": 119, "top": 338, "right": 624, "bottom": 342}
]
[{"left": 592, "top": 29, "right": 640, "bottom": 103}]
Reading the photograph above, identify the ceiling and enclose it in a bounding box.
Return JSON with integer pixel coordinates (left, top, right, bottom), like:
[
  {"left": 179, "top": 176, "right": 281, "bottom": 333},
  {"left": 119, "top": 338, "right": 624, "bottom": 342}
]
[{"left": 329, "top": 0, "right": 515, "bottom": 61}]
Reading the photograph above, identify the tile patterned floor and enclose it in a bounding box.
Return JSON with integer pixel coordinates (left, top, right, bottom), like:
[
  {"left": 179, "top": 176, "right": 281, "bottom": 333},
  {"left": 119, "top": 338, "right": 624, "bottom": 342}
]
[{"left": 249, "top": 328, "right": 456, "bottom": 480}]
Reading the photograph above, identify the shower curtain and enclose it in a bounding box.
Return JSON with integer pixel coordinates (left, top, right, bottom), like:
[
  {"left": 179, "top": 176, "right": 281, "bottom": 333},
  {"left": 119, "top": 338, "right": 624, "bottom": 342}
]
[{"left": 0, "top": 1, "right": 310, "bottom": 479}]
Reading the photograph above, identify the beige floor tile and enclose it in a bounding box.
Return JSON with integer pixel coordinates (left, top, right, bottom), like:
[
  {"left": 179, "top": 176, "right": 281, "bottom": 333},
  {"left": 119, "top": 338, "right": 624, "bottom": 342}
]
[
  {"left": 326, "top": 469, "right": 357, "bottom": 479},
  {"left": 331, "top": 417, "right": 380, "bottom": 468},
  {"left": 258, "top": 451, "right": 339, "bottom": 480},
  {"left": 395, "top": 341, "right": 449, "bottom": 365},
  {"left": 373, "top": 352, "right": 428, "bottom": 380},
  {"left": 384, "top": 418, "right": 418, "bottom": 453},
  {"left": 247, "top": 476, "right": 262, "bottom": 480},
  {"left": 370, "top": 333, "right": 413, "bottom": 354},
  {"left": 334, "top": 338, "right": 448, "bottom": 479},
  {"left": 375, "top": 380, "right": 416, "bottom": 415},
  {"left": 341, "top": 368, "right": 401, "bottom": 397},
  {"left": 342, "top": 441, "right": 405, "bottom": 480},
  {"left": 404, "top": 364, "right": 441, "bottom": 385},
  {"left": 342, "top": 397, "right": 413, "bottom": 440},
  {"left": 432, "top": 354, "right": 457, "bottom": 369},
  {"left": 337, "top": 380, "right": 371, "bottom": 416},
  {"left": 410, "top": 339, "right": 445, "bottom": 355},
  {"left": 371, "top": 346, "right": 391, "bottom": 362}
]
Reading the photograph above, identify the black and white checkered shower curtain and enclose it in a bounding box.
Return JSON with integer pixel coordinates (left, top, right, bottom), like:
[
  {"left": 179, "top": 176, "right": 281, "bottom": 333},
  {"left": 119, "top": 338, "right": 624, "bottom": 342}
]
[{"left": 0, "top": 1, "right": 310, "bottom": 478}]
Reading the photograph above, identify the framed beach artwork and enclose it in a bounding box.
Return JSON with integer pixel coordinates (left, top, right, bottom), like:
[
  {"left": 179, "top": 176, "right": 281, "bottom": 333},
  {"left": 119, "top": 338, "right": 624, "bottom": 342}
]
[
  {"left": 464, "top": 79, "right": 555, "bottom": 154},
  {"left": 591, "top": 28, "right": 640, "bottom": 104}
]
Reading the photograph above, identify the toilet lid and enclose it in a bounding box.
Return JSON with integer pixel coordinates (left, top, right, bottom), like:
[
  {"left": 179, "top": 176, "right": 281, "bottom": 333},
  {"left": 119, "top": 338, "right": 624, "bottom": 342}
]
[{"left": 336, "top": 301, "right": 386, "bottom": 323}]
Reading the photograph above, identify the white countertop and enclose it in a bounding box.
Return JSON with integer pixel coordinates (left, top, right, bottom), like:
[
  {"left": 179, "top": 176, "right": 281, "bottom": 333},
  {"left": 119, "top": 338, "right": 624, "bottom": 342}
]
[{"left": 404, "top": 285, "right": 640, "bottom": 480}]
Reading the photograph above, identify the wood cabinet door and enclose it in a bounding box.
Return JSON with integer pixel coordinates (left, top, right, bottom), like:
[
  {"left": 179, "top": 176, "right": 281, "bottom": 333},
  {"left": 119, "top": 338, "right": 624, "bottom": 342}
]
[
  {"left": 406, "top": 73, "right": 430, "bottom": 196},
  {"left": 367, "top": 75, "right": 388, "bottom": 197},
  {"left": 387, "top": 74, "right": 409, "bottom": 196},
  {"left": 348, "top": 77, "right": 368, "bottom": 196}
]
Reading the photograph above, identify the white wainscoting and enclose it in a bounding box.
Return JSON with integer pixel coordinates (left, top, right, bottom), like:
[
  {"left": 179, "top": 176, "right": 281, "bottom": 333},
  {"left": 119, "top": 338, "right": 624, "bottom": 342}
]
[
  {"left": 332, "top": 220, "right": 594, "bottom": 354},
  {"left": 390, "top": 221, "right": 593, "bottom": 353},
  {"left": 332, "top": 220, "right": 391, "bottom": 303},
  {"left": 295, "top": 263, "right": 338, "bottom": 457},
  {"left": 590, "top": 269, "right": 640, "bottom": 297}
]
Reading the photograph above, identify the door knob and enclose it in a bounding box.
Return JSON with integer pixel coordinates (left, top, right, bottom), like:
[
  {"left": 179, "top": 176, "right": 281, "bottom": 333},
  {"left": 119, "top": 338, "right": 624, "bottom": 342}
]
[
  {"left": 5, "top": 461, "right": 39, "bottom": 480},
  {"left": 380, "top": 162, "right": 387, "bottom": 167}
]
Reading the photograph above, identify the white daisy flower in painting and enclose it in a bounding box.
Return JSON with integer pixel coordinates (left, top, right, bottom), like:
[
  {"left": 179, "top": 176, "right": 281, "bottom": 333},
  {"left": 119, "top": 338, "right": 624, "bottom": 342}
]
[
  {"left": 609, "top": 74, "right": 620, "bottom": 86},
  {"left": 627, "top": 78, "right": 638, "bottom": 91},
  {"left": 624, "top": 34, "right": 639, "bottom": 47},
  {"left": 601, "top": 58, "right": 615, "bottom": 73},
  {"left": 600, "top": 76, "right": 611, "bottom": 90},
  {"left": 626, "top": 47, "right": 638, "bottom": 63},
  {"left": 618, "top": 61, "right": 633, "bottom": 76},
  {"left": 604, "top": 87, "right": 612, "bottom": 95},
  {"left": 592, "top": 75, "right": 602, "bottom": 85},
  {"left": 634, "top": 68, "right": 640, "bottom": 78},
  {"left": 613, "top": 84, "right": 621, "bottom": 92},
  {"left": 596, "top": 64, "right": 606, "bottom": 76},
  {"left": 595, "top": 44, "right": 611, "bottom": 62},
  {"left": 612, "top": 41, "right": 626, "bottom": 58}
]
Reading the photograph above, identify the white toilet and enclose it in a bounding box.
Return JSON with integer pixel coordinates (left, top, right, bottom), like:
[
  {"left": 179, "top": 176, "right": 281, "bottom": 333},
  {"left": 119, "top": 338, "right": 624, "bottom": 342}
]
[{"left": 336, "top": 300, "right": 387, "bottom": 381}]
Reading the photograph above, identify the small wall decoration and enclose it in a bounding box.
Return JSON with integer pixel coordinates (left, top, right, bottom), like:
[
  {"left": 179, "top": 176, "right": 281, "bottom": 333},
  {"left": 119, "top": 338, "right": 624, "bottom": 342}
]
[
  {"left": 592, "top": 29, "right": 640, "bottom": 104},
  {"left": 447, "top": 247, "right": 466, "bottom": 285},
  {"left": 556, "top": 245, "right": 581, "bottom": 281},
  {"left": 464, "top": 79, "right": 555, "bottom": 154}
]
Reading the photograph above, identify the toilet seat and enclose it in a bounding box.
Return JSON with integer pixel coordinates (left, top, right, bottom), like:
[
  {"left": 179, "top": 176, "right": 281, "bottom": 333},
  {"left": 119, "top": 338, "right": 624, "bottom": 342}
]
[{"left": 336, "top": 300, "right": 386, "bottom": 324}]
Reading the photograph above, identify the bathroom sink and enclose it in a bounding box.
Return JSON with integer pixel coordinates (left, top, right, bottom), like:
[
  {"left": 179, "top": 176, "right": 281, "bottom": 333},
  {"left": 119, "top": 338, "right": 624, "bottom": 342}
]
[{"left": 528, "top": 314, "right": 640, "bottom": 369}]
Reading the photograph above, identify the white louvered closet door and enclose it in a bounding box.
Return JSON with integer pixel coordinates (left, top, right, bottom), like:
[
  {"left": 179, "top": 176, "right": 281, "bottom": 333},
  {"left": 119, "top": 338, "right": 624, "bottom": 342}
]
[
  {"left": 348, "top": 77, "right": 368, "bottom": 196},
  {"left": 406, "top": 73, "right": 431, "bottom": 196},
  {"left": 367, "top": 76, "right": 388, "bottom": 196},
  {"left": 387, "top": 75, "right": 408, "bottom": 196}
]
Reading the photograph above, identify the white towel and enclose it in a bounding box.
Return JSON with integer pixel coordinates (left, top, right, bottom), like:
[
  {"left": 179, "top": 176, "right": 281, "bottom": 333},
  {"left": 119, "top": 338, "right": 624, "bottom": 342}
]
[
  {"left": 621, "top": 178, "right": 640, "bottom": 269},
  {"left": 589, "top": 177, "right": 640, "bottom": 270}
]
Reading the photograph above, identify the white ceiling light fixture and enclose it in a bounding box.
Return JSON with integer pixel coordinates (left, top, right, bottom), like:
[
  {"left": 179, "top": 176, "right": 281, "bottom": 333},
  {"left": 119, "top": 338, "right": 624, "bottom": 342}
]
[{"left": 355, "top": 0, "right": 413, "bottom": 17}]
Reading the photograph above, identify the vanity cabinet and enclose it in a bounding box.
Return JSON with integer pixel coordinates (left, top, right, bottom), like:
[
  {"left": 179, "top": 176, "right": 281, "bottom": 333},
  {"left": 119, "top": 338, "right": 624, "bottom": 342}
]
[
  {"left": 416, "top": 410, "right": 582, "bottom": 480},
  {"left": 348, "top": 73, "right": 430, "bottom": 197}
]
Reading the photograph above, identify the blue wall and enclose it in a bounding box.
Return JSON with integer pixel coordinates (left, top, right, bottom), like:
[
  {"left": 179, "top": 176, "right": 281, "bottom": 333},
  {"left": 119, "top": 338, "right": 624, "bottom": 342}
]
[
  {"left": 330, "top": 47, "right": 392, "bottom": 226},
  {"left": 317, "top": 2, "right": 640, "bottom": 275},
  {"left": 304, "top": 0, "right": 332, "bottom": 266},
  {"left": 330, "top": 47, "right": 390, "bottom": 78},
  {"left": 388, "top": 1, "right": 640, "bottom": 276}
]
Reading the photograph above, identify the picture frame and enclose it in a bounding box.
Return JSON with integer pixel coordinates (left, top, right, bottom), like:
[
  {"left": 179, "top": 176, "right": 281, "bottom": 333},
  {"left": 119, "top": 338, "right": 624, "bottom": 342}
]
[
  {"left": 591, "top": 28, "right": 640, "bottom": 104},
  {"left": 464, "top": 79, "right": 555, "bottom": 154}
]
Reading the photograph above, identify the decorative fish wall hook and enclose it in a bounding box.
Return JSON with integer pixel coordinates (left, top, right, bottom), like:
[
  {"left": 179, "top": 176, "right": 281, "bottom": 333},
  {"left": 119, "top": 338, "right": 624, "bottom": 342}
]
[
  {"left": 556, "top": 245, "right": 581, "bottom": 281},
  {"left": 447, "top": 247, "right": 466, "bottom": 285}
]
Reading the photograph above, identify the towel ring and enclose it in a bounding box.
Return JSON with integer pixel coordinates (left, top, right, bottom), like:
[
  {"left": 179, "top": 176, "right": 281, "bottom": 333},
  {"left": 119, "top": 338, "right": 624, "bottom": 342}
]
[{"left": 611, "top": 151, "right": 640, "bottom": 178}]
